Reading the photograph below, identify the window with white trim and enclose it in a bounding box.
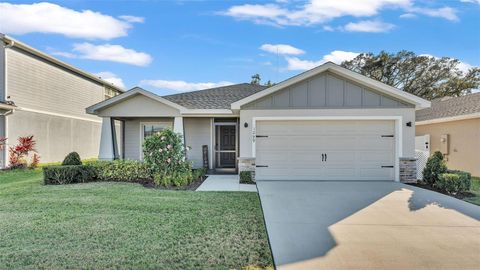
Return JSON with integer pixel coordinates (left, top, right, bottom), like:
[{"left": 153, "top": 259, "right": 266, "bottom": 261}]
[
  {"left": 142, "top": 123, "right": 170, "bottom": 139},
  {"left": 104, "top": 87, "right": 119, "bottom": 100}
]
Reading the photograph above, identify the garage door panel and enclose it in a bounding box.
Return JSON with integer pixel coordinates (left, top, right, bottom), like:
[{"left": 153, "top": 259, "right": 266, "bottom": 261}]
[{"left": 255, "top": 120, "right": 395, "bottom": 181}]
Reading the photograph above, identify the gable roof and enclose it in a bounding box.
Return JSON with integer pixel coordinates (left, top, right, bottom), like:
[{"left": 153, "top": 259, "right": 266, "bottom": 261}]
[
  {"left": 231, "top": 62, "right": 430, "bottom": 110},
  {"left": 163, "top": 83, "right": 268, "bottom": 109},
  {"left": 416, "top": 93, "right": 480, "bottom": 123},
  {"left": 86, "top": 87, "right": 187, "bottom": 114}
]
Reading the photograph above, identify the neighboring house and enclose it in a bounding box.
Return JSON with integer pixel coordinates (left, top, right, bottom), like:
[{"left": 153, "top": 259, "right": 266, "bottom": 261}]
[
  {"left": 87, "top": 62, "right": 430, "bottom": 182},
  {"left": 416, "top": 93, "right": 480, "bottom": 177},
  {"left": 0, "top": 34, "right": 123, "bottom": 167}
]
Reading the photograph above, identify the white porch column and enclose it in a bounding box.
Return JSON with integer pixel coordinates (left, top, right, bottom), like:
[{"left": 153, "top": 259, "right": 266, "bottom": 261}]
[
  {"left": 173, "top": 116, "right": 184, "bottom": 137},
  {"left": 99, "top": 117, "right": 115, "bottom": 160}
]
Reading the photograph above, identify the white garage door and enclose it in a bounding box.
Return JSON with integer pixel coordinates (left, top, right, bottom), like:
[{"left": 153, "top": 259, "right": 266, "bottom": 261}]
[{"left": 255, "top": 120, "right": 395, "bottom": 181}]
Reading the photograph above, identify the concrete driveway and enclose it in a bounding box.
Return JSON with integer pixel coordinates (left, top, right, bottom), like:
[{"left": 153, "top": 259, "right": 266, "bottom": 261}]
[{"left": 256, "top": 181, "right": 480, "bottom": 270}]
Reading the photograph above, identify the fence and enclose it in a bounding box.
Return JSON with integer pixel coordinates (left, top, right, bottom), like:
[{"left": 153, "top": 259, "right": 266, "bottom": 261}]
[{"left": 415, "top": 149, "right": 429, "bottom": 180}]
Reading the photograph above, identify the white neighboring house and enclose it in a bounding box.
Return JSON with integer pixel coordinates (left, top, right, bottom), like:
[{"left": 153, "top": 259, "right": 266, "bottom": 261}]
[
  {"left": 0, "top": 34, "right": 124, "bottom": 167},
  {"left": 87, "top": 62, "right": 430, "bottom": 183}
]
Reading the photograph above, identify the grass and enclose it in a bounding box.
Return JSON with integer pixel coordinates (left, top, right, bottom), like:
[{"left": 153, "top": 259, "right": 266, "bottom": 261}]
[
  {"left": 0, "top": 169, "right": 272, "bottom": 269},
  {"left": 463, "top": 176, "right": 480, "bottom": 206}
]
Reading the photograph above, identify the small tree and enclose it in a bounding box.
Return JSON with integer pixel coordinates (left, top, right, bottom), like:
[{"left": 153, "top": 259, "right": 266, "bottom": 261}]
[
  {"left": 423, "top": 151, "right": 447, "bottom": 185},
  {"left": 251, "top": 74, "right": 261, "bottom": 85},
  {"left": 143, "top": 129, "right": 191, "bottom": 177}
]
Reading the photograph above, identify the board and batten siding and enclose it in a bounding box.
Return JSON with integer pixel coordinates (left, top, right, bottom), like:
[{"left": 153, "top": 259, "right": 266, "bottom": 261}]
[
  {"left": 6, "top": 47, "right": 104, "bottom": 120},
  {"left": 242, "top": 72, "right": 413, "bottom": 110},
  {"left": 123, "top": 118, "right": 173, "bottom": 160},
  {"left": 184, "top": 118, "right": 212, "bottom": 169}
]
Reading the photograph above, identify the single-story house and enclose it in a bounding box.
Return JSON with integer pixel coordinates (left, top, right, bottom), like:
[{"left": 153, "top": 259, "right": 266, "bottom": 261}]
[
  {"left": 416, "top": 93, "right": 480, "bottom": 177},
  {"left": 86, "top": 62, "right": 430, "bottom": 182}
]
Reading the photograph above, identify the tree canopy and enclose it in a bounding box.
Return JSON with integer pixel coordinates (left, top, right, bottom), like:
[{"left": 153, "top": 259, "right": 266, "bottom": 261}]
[{"left": 341, "top": 51, "right": 480, "bottom": 100}]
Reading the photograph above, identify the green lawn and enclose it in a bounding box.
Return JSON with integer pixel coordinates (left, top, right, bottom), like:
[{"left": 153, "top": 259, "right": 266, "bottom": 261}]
[
  {"left": 463, "top": 176, "right": 480, "bottom": 206},
  {"left": 0, "top": 169, "right": 272, "bottom": 269}
]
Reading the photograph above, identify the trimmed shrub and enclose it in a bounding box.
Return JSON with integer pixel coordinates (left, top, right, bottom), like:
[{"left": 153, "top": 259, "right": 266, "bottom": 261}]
[
  {"left": 143, "top": 129, "right": 191, "bottom": 177},
  {"left": 423, "top": 151, "right": 447, "bottom": 185},
  {"left": 240, "top": 171, "right": 254, "bottom": 184},
  {"left": 436, "top": 173, "right": 461, "bottom": 194},
  {"left": 62, "top": 152, "right": 82, "bottom": 166},
  {"left": 43, "top": 165, "right": 96, "bottom": 185},
  {"left": 154, "top": 170, "right": 193, "bottom": 187},
  {"left": 446, "top": 170, "right": 471, "bottom": 192},
  {"left": 89, "top": 160, "right": 152, "bottom": 182}
]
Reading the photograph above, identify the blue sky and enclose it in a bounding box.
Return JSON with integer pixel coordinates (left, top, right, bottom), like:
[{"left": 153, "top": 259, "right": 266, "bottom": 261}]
[{"left": 1, "top": 0, "right": 479, "bottom": 95}]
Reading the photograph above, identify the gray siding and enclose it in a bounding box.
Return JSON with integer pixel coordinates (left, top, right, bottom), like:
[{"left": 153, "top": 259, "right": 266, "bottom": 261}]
[
  {"left": 124, "top": 118, "right": 173, "bottom": 160},
  {"left": 184, "top": 118, "right": 211, "bottom": 169},
  {"left": 6, "top": 48, "right": 104, "bottom": 120},
  {"left": 7, "top": 110, "right": 102, "bottom": 163},
  {"left": 242, "top": 72, "right": 413, "bottom": 109}
]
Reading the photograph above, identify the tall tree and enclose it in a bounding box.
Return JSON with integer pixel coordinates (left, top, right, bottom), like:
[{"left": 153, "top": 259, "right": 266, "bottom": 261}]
[
  {"left": 341, "top": 51, "right": 480, "bottom": 100},
  {"left": 250, "top": 74, "right": 261, "bottom": 85}
]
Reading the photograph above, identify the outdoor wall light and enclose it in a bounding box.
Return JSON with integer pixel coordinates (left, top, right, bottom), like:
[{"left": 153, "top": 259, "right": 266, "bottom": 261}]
[
  {"left": 406, "top": 121, "right": 412, "bottom": 127},
  {"left": 244, "top": 122, "right": 249, "bottom": 128}
]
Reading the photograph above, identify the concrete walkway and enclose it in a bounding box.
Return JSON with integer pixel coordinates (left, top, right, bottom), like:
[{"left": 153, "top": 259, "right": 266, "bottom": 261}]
[
  {"left": 196, "top": 175, "right": 257, "bottom": 192},
  {"left": 257, "top": 180, "right": 480, "bottom": 270}
]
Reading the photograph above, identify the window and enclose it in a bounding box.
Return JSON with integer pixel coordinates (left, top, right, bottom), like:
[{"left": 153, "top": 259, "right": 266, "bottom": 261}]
[
  {"left": 104, "top": 87, "right": 119, "bottom": 100},
  {"left": 142, "top": 123, "right": 170, "bottom": 139}
]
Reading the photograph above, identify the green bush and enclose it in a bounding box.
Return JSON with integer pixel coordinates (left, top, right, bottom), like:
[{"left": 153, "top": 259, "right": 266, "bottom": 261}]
[
  {"left": 89, "top": 160, "right": 152, "bottom": 182},
  {"left": 62, "top": 152, "right": 82, "bottom": 166},
  {"left": 192, "top": 168, "right": 207, "bottom": 181},
  {"left": 154, "top": 170, "right": 193, "bottom": 187},
  {"left": 423, "top": 151, "right": 447, "bottom": 185},
  {"left": 142, "top": 129, "right": 191, "bottom": 177},
  {"left": 446, "top": 170, "right": 471, "bottom": 191},
  {"left": 240, "top": 171, "right": 254, "bottom": 184},
  {"left": 436, "top": 173, "right": 462, "bottom": 194},
  {"left": 43, "top": 165, "right": 96, "bottom": 185}
]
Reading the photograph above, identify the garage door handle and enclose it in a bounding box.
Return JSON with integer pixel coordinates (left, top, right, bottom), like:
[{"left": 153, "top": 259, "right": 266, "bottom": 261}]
[
  {"left": 322, "top": 153, "right": 324, "bottom": 161},
  {"left": 256, "top": 165, "right": 268, "bottom": 168},
  {"left": 381, "top": 166, "right": 394, "bottom": 168},
  {"left": 325, "top": 153, "right": 327, "bottom": 161}
]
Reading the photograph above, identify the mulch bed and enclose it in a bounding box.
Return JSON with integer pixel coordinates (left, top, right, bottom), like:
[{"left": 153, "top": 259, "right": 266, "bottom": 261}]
[
  {"left": 407, "top": 182, "right": 476, "bottom": 200},
  {"left": 139, "top": 176, "right": 208, "bottom": 191}
]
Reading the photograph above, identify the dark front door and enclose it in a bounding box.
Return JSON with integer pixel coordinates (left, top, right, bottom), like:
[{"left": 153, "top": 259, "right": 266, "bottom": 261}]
[{"left": 217, "top": 125, "right": 236, "bottom": 168}]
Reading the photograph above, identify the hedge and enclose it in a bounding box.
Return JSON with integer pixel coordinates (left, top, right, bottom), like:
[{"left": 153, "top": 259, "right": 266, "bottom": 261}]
[{"left": 43, "top": 165, "right": 96, "bottom": 185}]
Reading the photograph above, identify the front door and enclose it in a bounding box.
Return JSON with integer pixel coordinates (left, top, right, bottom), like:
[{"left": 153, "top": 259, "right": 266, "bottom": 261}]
[{"left": 216, "top": 125, "right": 236, "bottom": 168}]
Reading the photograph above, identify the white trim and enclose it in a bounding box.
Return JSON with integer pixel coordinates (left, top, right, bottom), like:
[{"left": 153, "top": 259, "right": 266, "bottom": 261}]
[
  {"left": 416, "top": 112, "right": 480, "bottom": 125},
  {"left": 17, "top": 107, "right": 102, "bottom": 123},
  {"left": 139, "top": 121, "right": 172, "bottom": 160},
  {"left": 232, "top": 62, "right": 430, "bottom": 110},
  {"left": 209, "top": 118, "right": 213, "bottom": 170},
  {"left": 87, "top": 87, "right": 188, "bottom": 115},
  {"left": 182, "top": 109, "right": 235, "bottom": 115},
  {"left": 251, "top": 115, "right": 403, "bottom": 182}
]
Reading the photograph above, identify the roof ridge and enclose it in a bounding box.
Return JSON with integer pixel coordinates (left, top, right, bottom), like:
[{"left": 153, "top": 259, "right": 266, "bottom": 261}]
[{"left": 162, "top": 83, "right": 256, "bottom": 97}]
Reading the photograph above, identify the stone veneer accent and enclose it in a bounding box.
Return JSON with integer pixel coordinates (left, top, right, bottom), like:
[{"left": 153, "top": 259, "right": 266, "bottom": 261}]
[
  {"left": 400, "top": 157, "right": 417, "bottom": 183},
  {"left": 238, "top": 157, "right": 256, "bottom": 182}
]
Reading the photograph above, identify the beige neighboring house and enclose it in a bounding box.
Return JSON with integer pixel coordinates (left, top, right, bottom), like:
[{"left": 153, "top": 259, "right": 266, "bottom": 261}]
[
  {"left": 0, "top": 34, "right": 123, "bottom": 167},
  {"left": 87, "top": 62, "right": 430, "bottom": 183},
  {"left": 416, "top": 93, "right": 480, "bottom": 177}
]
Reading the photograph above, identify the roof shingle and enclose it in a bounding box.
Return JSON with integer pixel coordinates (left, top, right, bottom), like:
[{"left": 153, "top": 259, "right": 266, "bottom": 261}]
[
  {"left": 162, "top": 83, "right": 268, "bottom": 109},
  {"left": 416, "top": 93, "right": 480, "bottom": 122}
]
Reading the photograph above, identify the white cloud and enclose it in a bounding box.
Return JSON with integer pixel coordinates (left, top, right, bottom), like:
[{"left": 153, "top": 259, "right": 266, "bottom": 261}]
[
  {"left": 72, "top": 43, "right": 152, "bottom": 66},
  {"left": 0, "top": 2, "right": 142, "bottom": 39},
  {"left": 286, "top": 50, "right": 360, "bottom": 71},
  {"left": 460, "top": 0, "right": 480, "bottom": 4},
  {"left": 420, "top": 54, "right": 474, "bottom": 74},
  {"left": 223, "top": 0, "right": 410, "bottom": 26},
  {"left": 322, "top": 25, "right": 335, "bottom": 31},
  {"left": 95, "top": 72, "right": 125, "bottom": 89},
  {"left": 222, "top": 0, "right": 458, "bottom": 28},
  {"left": 118, "top": 15, "right": 144, "bottom": 23},
  {"left": 260, "top": 44, "right": 305, "bottom": 55},
  {"left": 408, "top": 7, "right": 458, "bottom": 21},
  {"left": 343, "top": 20, "right": 395, "bottom": 32},
  {"left": 399, "top": 13, "right": 417, "bottom": 19},
  {"left": 140, "top": 80, "right": 234, "bottom": 92}
]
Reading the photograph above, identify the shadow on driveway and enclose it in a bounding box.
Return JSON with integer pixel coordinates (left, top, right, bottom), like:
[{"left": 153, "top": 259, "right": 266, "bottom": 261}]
[{"left": 256, "top": 181, "right": 480, "bottom": 270}]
